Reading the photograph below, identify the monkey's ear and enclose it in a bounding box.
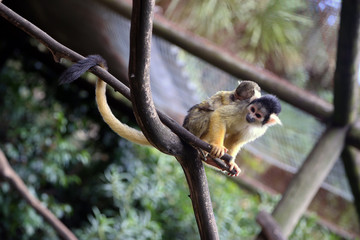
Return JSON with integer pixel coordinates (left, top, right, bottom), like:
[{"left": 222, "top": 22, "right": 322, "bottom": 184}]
[{"left": 266, "top": 114, "right": 282, "bottom": 126}]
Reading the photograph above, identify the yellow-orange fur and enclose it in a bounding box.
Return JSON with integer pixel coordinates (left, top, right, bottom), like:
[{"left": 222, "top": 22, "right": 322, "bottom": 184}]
[{"left": 95, "top": 79, "right": 151, "bottom": 146}]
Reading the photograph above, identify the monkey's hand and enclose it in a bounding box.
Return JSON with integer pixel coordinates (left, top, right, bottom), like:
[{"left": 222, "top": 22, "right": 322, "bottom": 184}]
[
  {"left": 209, "top": 144, "right": 227, "bottom": 159},
  {"left": 209, "top": 145, "right": 241, "bottom": 176}
]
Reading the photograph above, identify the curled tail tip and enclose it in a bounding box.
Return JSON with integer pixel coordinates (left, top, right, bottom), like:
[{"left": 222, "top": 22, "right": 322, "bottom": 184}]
[
  {"left": 59, "top": 55, "right": 107, "bottom": 85},
  {"left": 59, "top": 69, "right": 81, "bottom": 85},
  {"left": 87, "top": 55, "right": 108, "bottom": 69}
]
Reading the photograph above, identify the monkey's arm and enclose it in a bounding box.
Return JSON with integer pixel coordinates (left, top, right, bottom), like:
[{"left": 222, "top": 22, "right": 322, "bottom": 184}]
[
  {"left": 202, "top": 111, "right": 227, "bottom": 158},
  {"left": 202, "top": 104, "right": 248, "bottom": 175},
  {"left": 59, "top": 55, "right": 151, "bottom": 146},
  {"left": 226, "top": 142, "right": 244, "bottom": 158},
  {"left": 206, "top": 117, "right": 244, "bottom": 175},
  {"left": 202, "top": 114, "right": 241, "bottom": 176}
]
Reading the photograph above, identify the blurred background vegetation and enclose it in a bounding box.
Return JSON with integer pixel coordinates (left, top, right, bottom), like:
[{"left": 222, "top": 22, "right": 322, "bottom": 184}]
[
  {"left": 159, "top": 0, "right": 338, "bottom": 94},
  {"left": 0, "top": 0, "right": 358, "bottom": 239}
]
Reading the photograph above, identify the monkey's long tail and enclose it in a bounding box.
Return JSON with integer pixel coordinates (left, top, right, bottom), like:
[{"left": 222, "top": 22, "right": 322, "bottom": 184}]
[
  {"left": 95, "top": 79, "right": 151, "bottom": 146},
  {"left": 59, "top": 55, "right": 151, "bottom": 146}
]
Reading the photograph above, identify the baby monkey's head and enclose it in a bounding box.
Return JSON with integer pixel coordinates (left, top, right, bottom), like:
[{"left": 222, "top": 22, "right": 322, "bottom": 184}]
[{"left": 234, "top": 81, "right": 261, "bottom": 102}]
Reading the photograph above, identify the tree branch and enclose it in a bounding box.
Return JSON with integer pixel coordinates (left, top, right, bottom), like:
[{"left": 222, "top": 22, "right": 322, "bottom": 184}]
[
  {"left": 270, "top": 125, "right": 348, "bottom": 237},
  {"left": 341, "top": 147, "right": 360, "bottom": 225},
  {"left": 347, "top": 119, "right": 360, "bottom": 149},
  {"left": 128, "top": 1, "right": 219, "bottom": 238},
  {"left": 0, "top": 3, "right": 82, "bottom": 63},
  {"left": 332, "top": 0, "right": 360, "bottom": 224},
  {"left": 0, "top": 149, "right": 77, "bottom": 240},
  {"left": 256, "top": 210, "right": 286, "bottom": 240},
  {"left": 333, "top": 0, "right": 360, "bottom": 126},
  {"left": 128, "top": 0, "right": 183, "bottom": 155},
  {"left": 179, "top": 152, "right": 220, "bottom": 240}
]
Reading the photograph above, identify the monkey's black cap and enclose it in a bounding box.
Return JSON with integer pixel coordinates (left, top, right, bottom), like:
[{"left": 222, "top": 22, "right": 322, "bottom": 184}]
[{"left": 251, "top": 95, "right": 281, "bottom": 114}]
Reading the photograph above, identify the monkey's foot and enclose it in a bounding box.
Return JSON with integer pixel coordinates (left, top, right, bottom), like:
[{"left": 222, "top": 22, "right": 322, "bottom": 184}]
[
  {"left": 228, "top": 162, "right": 241, "bottom": 177},
  {"left": 209, "top": 145, "right": 227, "bottom": 159},
  {"left": 198, "top": 149, "right": 208, "bottom": 161},
  {"left": 203, "top": 156, "right": 240, "bottom": 177}
]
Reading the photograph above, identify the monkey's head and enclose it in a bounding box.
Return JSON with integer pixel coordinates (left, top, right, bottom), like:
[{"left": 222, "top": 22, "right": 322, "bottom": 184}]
[
  {"left": 234, "top": 81, "right": 261, "bottom": 102},
  {"left": 245, "top": 95, "right": 282, "bottom": 127}
]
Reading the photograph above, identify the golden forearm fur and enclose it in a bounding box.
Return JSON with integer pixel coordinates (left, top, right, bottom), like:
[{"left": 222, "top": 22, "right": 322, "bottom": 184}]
[{"left": 95, "top": 79, "right": 151, "bottom": 146}]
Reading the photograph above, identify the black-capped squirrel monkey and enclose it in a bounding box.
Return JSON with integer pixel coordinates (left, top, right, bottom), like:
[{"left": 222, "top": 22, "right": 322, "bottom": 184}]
[
  {"left": 60, "top": 55, "right": 281, "bottom": 177},
  {"left": 183, "top": 81, "right": 261, "bottom": 139},
  {"left": 200, "top": 95, "right": 282, "bottom": 175},
  {"left": 183, "top": 82, "right": 281, "bottom": 176}
]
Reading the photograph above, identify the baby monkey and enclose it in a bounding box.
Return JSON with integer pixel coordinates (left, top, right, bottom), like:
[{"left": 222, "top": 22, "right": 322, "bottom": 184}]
[{"left": 184, "top": 83, "right": 281, "bottom": 176}]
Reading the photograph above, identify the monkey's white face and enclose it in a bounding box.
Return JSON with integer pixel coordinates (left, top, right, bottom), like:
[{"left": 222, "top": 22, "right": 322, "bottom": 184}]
[
  {"left": 246, "top": 103, "right": 265, "bottom": 125},
  {"left": 246, "top": 103, "right": 282, "bottom": 127}
]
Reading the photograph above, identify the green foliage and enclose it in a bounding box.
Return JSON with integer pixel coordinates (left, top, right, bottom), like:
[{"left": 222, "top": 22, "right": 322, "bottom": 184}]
[
  {"left": 291, "top": 214, "right": 343, "bottom": 240},
  {"left": 165, "top": 0, "right": 236, "bottom": 40},
  {"left": 162, "top": 0, "right": 312, "bottom": 74},
  {"left": 76, "top": 144, "right": 345, "bottom": 240},
  {"left": 237, "top": 0, "right": 311, "bottom": 71},
  {"left": 76, "top": 145, "right": 194, "bottom": 240},
  {"left": 0, "top": 60, "right": 92, "bottom": 239}
]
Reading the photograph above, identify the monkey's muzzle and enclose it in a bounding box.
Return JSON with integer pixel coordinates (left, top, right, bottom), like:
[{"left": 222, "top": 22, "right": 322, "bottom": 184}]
[{"left": 246, "top": 114, "right": 255, "bottom": 123}]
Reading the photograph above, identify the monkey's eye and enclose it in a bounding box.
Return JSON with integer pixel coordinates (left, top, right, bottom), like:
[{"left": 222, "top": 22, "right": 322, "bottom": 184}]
[
  {"left": 250, "top": 107, "right": 256, "bottom": 113},
  {"left": 255, "top": 113, "right": 262, "bottom": 119}
]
